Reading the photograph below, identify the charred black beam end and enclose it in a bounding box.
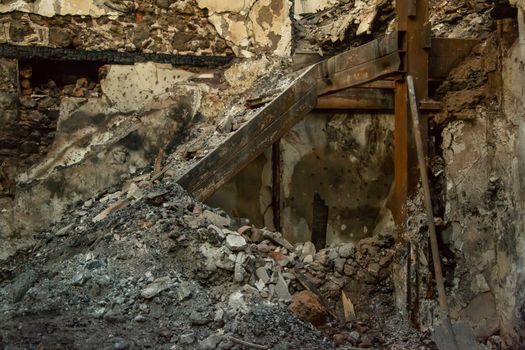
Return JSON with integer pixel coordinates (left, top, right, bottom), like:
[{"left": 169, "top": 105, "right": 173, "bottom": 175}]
[{"left": 0, "top": 44, "right": 234, "bottom": 67}]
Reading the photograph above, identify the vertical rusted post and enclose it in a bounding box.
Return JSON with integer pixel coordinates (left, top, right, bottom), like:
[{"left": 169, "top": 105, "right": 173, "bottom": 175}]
[
  {"left": 272, "top": 141, "right": 282, "bottom": 232},
  {"left": 391, "top": 0, "right": 429, "bottom": 327}
]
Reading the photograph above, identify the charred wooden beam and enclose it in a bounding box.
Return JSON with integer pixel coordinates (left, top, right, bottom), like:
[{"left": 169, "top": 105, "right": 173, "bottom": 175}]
[
  {"left": 0, "top": 44, "right": 234, "bottom": 67},
  {"left": 177, "top": 65, "right": 319, "bottom": 201}
]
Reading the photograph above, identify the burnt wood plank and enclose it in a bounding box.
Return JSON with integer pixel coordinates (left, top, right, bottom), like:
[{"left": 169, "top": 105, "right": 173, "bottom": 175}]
[
  {"left": 0, "top": 44, "right": 233, "bottom": 67},
  {"left": 177, "top": 66, "right": 319, "bottom": 200},
  {"left": 317, "top": 32, "right": 398, "bottom": 79}
]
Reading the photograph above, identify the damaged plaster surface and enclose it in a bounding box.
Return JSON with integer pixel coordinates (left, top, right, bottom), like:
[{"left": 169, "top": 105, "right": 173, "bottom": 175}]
[
  {"left": 0, "top": 0, "right": 292, "bottom": 57},
  {"left": 0, "top": 0, "right": 118, "bottom": 18},
  {"left": 0, "top": 62, "right": 202, "bottom": 239}
]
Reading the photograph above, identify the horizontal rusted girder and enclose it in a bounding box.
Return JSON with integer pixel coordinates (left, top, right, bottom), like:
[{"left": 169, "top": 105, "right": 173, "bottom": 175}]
[
  {"left": 316, "top": 88, "right": 394, "bottom": 110},
  {"left": 317, "top": 52, "right": 401, "bottom": 95}
]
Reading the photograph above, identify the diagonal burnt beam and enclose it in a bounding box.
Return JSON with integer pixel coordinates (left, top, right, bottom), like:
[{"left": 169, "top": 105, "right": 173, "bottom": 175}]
[{"left": 177, "top": 36, "right": 404, "bottom": 200}]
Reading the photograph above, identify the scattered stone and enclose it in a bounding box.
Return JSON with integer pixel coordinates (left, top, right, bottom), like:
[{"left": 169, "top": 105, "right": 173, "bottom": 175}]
[
  {"left": 302, "top": 241, "right": 316, "bottom": 257},
  {"left": 190, "top": 310, "right": 210, "bottom": 325},
  {"left": 338, "top": 243, "right": 355, "bottom": 258},
  {"left": 203, "top": 210, "right": 231, "bottom": 227},
  {"left": 334, "top": 258, "right": 346, "bottom": 274},
  {"left": 179, "top": 332, "right": 196, "bottom": 345},
  {"left": 288, "top": 290, "right": 328, "bottom": 326},
  {"left": 349, "top": 331, "right": 360, "bottom": 343},
  {"left": 226, "top": 234, "right": 247, "bottom": 251},
  {"left": 274, "top": 272, "right": 292, "bottom": 302},
  {"left": 140, "top": 277, "right": 173, "bottom": 299},
  {"left": 255, "top": 267, "right": 270, "bottom": 283},
  {"left": 55, "top": 223, "right": 75, "bottom": 237}
]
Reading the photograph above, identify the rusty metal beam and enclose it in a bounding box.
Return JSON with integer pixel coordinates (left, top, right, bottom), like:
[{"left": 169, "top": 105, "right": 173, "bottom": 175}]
[
  {"left": 391, "top": 0, "right": 429, "bottom": 327},
  {"left": 316, "top": 87, "right": 393, "bottom": 110},
  {"left": 317, "top": 52, "right": 401, "bottom": 95}
]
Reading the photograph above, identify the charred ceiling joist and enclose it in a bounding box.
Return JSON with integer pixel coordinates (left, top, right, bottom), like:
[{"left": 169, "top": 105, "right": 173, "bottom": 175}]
[{"left": 0, "top": 44, "right": 234, "bottom": 67}]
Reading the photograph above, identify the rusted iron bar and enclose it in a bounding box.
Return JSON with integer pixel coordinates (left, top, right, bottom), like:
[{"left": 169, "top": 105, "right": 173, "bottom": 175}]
[
  {"left": 316, "top": 87, "right": 394, "bottom": 110},
  {"left": 391, "top": 0, "right": 429, "bottom": 327},
  {"left": 407, "top": 75, "right": 460, "bottom": 350},
  {"left": 317, "top": 52, "right": 401, "bottom": 95},
  {"left": 272, "top": 141, "right": 282, "bottom": 232}
]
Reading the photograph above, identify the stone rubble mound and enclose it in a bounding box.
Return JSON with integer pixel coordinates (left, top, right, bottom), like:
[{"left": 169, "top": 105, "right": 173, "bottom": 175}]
[{"left": 0, "top": 173, "right": 433, "bottom": 349}]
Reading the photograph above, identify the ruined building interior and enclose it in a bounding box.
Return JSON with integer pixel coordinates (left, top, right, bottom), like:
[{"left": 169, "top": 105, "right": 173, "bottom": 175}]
[{"left": 0, "top": 0, "right": 525, "bottom": 349}]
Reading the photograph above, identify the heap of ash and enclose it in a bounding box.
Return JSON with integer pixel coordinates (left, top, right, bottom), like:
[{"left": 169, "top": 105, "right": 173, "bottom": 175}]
[{"left": 0, "top": 176, "right": 433, "bottom": 349}]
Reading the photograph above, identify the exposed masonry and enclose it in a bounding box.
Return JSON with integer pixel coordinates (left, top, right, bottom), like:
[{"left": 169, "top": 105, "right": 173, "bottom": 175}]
[{"left": 1, "top": 1, "right": 525, "bottom": 349}]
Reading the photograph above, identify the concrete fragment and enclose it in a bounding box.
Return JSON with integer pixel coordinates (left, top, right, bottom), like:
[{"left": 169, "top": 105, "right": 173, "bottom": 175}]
[
  {"left": 226, "top": 234, "right": 247, "bottom": 251},
  {"left": 255, "top": 267, "right": 270, "bottom": 283},
  {"left": 338, "top": 242, "right": 355, "bottom": 258},
  {"left": 203, "top": 210, "right": 231, "bottom": 227},
  {"left": 179, "top": 332, "right": 196, "bottom": 345},
  {"left": 334, "top": 258, "right": 346, "bottom": 274},
  {"left": 140, "top": 277, "right": 173, "bottom": 299},
  {"left": 234, "top": 252, "right": 246, "bottom": 282},
  {"left": 274, "top": 272, "right": 292, "bottom": 302},
  {"left": 302, "top": 241, "right": 316, "bottom": 257}
]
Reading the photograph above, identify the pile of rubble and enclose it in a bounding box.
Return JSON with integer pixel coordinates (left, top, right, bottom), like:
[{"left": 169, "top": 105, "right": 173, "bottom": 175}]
[{"left": 0, "top": 172, "right": 432, "bottom": 349}]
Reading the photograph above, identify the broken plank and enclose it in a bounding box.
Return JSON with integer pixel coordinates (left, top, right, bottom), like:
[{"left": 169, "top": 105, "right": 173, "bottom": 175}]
[
  {"left": 318, "top": 52, "right": 401, "bottom": 95},
  {"left": 316, "top": 87, "right": 394, "bottom": 110},
  {"left": 177, "top": 66, "right": 318, "bottom": 200}
]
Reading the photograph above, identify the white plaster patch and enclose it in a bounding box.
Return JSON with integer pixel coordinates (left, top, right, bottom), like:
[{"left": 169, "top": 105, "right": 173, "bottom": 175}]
[
  {"left": 294, "top": 0, "right": 338, "bottom": 15},
  {"left": 0, "top": 0, "right": 118, "bottom": 17},
  {"left": 101, "top": 63, "right": 195, "bottom": 114},
  {"left": 196, "top": 0, "right": 255, "bottom": 14}
]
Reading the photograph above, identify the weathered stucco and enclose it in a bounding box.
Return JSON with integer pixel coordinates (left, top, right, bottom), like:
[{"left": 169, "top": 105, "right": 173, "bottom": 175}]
[
  {"left": 0, "top": 0, "right": 118, "bottom": 17},
  {"left": 0, "top": 0, "right": 292, "bottom": 57}
]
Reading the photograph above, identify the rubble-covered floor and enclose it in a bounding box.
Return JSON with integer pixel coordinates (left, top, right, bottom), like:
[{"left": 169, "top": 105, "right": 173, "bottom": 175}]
[{"left": 0, "top": 173, "right": 434, "bottom": 349}]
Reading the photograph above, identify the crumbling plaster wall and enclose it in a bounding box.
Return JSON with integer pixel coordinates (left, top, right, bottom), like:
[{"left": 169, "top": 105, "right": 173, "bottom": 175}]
[
  {"left": 208, "top": 112, "right": 395, "bottom": 246},
  {"left": 0, "top": 62, "right": 202, "bottom": 239},
  {"left": 0, "top": 0, "right": 292, "bottom": 57},
  {"left": 423, "top": 24, "right": 525, "bottom": 347}
]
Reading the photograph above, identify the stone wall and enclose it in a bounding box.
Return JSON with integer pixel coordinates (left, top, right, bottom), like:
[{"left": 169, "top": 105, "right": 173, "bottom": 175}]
[{"left": 0, "top": 0, "right": 292, "bottom": 57}]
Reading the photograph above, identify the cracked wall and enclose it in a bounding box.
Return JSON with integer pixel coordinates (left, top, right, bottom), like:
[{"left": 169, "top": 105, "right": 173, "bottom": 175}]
[{"left": 0, "top": 0, "right": 292, "bottom": 57}]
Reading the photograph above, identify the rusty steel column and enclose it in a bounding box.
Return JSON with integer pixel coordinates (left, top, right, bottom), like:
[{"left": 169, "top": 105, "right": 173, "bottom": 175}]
[
  {"left": 391, "top": 0, "right": 429, "bottom": 327},
  {"left": 392, "top": 0, "right": 429, "bottom": 230}
]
